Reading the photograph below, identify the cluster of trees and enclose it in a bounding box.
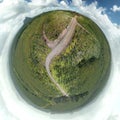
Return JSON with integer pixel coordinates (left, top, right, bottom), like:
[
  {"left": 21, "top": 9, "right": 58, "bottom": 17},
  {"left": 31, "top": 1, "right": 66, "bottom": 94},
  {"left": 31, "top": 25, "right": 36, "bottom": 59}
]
[{"left": 53, "top": 91, "right": 89, "bottom": 103}]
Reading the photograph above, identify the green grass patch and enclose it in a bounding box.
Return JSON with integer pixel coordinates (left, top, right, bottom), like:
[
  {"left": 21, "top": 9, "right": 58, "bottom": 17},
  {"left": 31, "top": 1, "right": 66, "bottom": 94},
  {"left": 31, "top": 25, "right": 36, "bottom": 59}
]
[{"left": 11, "top": 10, "right": 111, "bottom": 111}]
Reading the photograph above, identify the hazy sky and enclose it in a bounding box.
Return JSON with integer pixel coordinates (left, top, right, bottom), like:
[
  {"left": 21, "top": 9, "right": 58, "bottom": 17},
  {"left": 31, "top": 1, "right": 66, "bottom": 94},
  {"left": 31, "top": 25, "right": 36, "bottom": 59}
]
[{"left": 0, "top": 0, "right": 120, "bottom": 120}]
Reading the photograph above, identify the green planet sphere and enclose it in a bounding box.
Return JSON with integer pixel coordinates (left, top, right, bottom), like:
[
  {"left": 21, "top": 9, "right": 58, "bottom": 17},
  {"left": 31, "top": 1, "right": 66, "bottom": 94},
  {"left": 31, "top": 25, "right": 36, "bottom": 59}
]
[{"left": 10, "top": 10, "right": 111, "bottom": 112}]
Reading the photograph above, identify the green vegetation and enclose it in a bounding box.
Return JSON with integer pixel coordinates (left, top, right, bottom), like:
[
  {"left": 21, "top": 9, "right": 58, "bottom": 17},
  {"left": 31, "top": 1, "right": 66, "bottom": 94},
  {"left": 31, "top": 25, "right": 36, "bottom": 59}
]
[{"left": 10, "top": 10, "right": 111, "bottom": 112}]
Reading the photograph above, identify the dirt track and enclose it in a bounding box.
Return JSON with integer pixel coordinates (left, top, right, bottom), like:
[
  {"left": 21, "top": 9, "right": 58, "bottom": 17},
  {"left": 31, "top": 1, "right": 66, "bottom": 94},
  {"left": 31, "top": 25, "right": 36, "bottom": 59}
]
[{"left": 43, "top": 16, "right": 89, "bottom": 96}]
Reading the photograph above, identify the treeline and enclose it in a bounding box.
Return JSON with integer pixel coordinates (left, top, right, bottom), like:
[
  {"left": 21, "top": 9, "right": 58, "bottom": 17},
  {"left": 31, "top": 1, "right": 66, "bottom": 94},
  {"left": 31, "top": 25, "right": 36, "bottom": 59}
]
[{"left": 52, "top": 91, "right": 89, "bottom": 103}]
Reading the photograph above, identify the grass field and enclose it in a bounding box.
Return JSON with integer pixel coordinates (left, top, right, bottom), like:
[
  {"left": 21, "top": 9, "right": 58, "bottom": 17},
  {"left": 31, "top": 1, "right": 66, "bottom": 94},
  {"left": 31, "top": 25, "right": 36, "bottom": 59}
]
[{"left": 10, "top": 10, "right": 111, "bottom": 112}]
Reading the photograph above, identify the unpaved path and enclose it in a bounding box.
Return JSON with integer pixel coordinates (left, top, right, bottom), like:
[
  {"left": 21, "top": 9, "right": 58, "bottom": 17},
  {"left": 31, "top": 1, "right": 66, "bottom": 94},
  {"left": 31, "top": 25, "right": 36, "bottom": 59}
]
[{"left": 43, "top": 16, "right": 89, "bottom": 96}]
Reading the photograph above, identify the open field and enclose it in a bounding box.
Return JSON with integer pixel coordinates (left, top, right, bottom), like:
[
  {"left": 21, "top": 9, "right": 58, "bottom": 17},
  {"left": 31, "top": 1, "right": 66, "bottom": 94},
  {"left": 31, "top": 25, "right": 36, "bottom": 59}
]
[{"left": 10, "top": 10, "right": 111, "bottom": 112}]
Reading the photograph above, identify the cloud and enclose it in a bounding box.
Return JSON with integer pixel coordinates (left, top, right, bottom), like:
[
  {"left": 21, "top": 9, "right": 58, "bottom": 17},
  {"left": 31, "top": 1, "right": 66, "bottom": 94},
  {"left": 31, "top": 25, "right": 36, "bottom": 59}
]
[
  {"left": 28, "top": 0, "right": 58, "bottom": 6},
  {"left": 107, "top": 115, "right": 119, "bottom": 120},
  {"left": 59, "top": 1, "right": 68, "bottom": 7},
  {"left": 71, "top": 0, "right": 83, "bottom": 6},
  {"left": 111, "top": 5, "right": 120, "bottom": 12},
  {"left": 0, "top": 0, "right": 120, "bottom": 120}
]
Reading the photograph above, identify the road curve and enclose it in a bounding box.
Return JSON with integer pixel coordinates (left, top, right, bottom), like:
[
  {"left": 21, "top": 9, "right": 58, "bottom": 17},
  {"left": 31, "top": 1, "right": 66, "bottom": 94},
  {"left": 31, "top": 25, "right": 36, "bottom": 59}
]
[{"left": 45, "top": 16, "right": 78, "bottom": 97}]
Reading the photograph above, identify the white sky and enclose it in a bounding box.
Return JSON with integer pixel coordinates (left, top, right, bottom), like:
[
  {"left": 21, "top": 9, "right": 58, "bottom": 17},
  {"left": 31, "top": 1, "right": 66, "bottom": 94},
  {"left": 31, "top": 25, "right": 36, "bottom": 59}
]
[{"left": 0, "top": 0, "right": 120, "bottom": 120}]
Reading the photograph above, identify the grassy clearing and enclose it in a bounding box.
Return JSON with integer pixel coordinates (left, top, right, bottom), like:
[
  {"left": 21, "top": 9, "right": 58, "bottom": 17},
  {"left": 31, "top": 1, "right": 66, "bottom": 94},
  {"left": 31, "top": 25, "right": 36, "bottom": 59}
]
[{"left": 11, "top": 10, "right": 111, "bottom": 111}]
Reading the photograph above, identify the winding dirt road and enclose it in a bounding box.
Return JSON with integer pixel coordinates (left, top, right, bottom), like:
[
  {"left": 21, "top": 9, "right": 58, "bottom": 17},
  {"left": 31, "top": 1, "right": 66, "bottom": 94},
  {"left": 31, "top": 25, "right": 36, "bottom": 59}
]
[{"left": 43, "top": 16, "right": 89, "bottom": 96}]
